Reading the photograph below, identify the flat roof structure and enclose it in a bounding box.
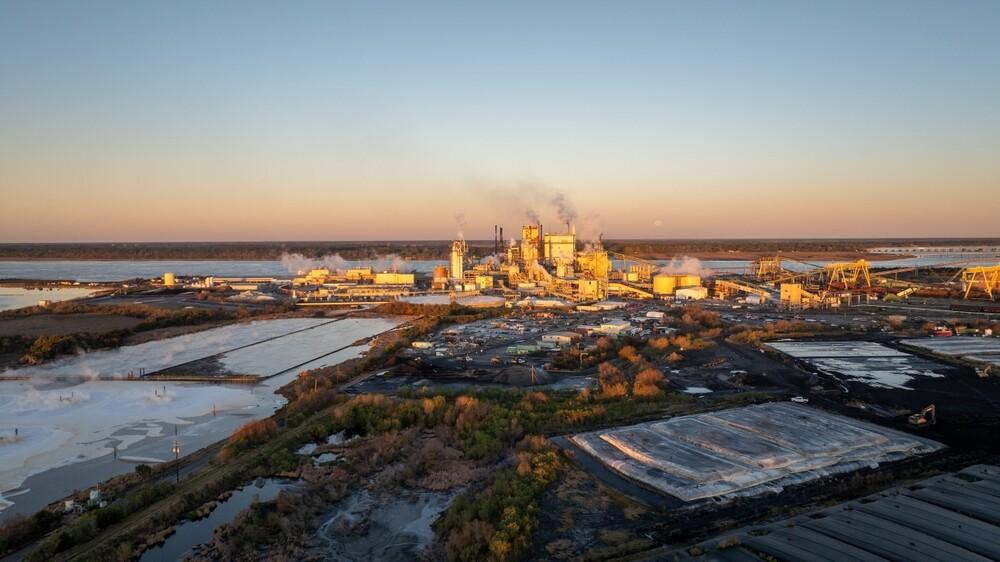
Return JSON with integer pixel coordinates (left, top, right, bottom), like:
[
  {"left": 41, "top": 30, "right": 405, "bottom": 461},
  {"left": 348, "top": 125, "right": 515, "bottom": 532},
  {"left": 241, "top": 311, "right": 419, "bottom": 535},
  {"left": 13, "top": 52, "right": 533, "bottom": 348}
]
[
  {"left": 767, "top": 340, "right": 948, "bottom": 390},
  {"left": 569, "top": 402, "right": 943, "bottom": 503},
  {"left": 674, "top": 464, "right": 1000, "bottom": 561},
  {"left": 904, "top": 337, "right": 1000, "bottom": 369}
]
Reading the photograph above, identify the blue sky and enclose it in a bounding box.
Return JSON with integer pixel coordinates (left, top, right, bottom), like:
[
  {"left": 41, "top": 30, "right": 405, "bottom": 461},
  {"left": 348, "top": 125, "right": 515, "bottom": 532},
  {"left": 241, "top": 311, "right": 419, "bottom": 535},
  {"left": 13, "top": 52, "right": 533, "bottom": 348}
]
[{"left": 2, "top": 1, "right": 998, "bottom": 241}]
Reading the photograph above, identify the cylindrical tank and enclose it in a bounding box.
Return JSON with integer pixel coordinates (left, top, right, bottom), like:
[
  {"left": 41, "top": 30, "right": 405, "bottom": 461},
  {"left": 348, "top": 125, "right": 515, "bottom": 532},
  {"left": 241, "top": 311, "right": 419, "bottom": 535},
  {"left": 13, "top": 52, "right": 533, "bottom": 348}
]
[
  {"left": 677, "top": 274, "right": 701, "bottom": 288},
  {"left": 652, "top": 274, "right": 677, "bottom": 295},
  {"left": 433, "top": 266, "right": 448, "bottom": 280},
  {"left": 163, "top": 272, "right": 176, "bottom": 287}
]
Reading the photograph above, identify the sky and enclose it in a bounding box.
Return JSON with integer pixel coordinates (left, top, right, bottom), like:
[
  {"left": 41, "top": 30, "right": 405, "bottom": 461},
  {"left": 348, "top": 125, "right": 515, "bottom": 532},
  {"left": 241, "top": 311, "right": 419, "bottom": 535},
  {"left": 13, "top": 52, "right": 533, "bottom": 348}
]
[{"left": 1, "top": 1, "right": 998, "bottom": 242}]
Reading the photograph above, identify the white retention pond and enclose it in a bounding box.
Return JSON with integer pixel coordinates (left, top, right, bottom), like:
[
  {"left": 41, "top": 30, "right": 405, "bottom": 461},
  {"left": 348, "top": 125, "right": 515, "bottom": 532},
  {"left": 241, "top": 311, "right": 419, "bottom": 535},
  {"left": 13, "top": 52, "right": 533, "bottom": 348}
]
[{"left": 0, "top": 317, "right": 403, "bottom": 516}]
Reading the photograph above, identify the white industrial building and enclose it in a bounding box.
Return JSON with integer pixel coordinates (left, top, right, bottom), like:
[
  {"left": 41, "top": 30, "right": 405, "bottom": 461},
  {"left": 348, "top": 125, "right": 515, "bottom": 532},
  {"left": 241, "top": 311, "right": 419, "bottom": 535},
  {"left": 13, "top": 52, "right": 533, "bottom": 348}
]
[
  {"left": 594, "top": 320, "right": 636, "bottom": 336},
  {"left": 541, "top": 331, "right": 581, "bottom": 345},
  {"left": 675, "top": 287, "right": 709, "bottom": 301}
]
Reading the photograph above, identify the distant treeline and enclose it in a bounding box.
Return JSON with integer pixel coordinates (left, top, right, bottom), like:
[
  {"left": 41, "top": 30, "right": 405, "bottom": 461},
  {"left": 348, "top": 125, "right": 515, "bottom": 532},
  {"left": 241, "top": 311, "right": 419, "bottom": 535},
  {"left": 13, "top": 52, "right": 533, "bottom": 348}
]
[
  {"left": 1, "top": 238, "right": 998, "bottom": 261},
  {"left": 603, "top": 238, "right": 1000, "bottom": 258}
]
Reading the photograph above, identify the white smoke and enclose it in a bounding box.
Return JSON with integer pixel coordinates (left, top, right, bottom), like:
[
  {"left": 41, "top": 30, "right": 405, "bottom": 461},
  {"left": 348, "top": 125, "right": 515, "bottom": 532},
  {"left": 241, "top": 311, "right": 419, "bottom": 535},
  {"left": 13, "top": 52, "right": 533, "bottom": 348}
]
[
  {"left": 454, "top": 213, "right": 467, "bottom": 241},
  {"left": 576, "top": 212, "right": 604, "bottom": 245},
  {"left": 658, "top": 256, "right": 713, "bottom": 277},
  {"left": 15, "top": 388, "right": 92, "bottom": 411},
  {"left": 476, "top": 179, "right": 579, "bottom": 230},
  {"left": 370, "top": 254, "right": 410, "bottom": 273},
  {"left": 479, "top": 254, "right": 503, "bottom": 267},
  {"left": 279, "top": 252, "right": 411, "bottom": 274},
  {"left": 280, "top": 253, "right": 349, "bottom": 275},
  {"left": 551, "top": 192, "right": 577, "bottom": 226}
]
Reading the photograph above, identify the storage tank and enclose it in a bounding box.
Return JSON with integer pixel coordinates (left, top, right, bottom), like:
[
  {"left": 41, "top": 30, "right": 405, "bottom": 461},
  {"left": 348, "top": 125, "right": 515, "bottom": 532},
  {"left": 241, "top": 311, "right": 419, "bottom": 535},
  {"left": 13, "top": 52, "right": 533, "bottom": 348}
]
[
  {"left": 677, "top": 274, "right": 701, "bottom": 288},
  {"left": 652, "top": 274, "right": 677, "bottom": 295},
  {"left": 163, "top": 272, "right": 175, "bottom": 287},
  {"left": 433, "top": 266, "right": 448, "bottom": 280}
]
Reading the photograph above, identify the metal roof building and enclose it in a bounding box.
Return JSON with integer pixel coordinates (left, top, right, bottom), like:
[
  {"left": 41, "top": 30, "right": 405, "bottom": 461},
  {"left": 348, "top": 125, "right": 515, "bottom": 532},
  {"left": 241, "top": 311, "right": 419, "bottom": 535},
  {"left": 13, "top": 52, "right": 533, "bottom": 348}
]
[{"left": 669, "top": 464, "right": 1000, "bottom": 561}]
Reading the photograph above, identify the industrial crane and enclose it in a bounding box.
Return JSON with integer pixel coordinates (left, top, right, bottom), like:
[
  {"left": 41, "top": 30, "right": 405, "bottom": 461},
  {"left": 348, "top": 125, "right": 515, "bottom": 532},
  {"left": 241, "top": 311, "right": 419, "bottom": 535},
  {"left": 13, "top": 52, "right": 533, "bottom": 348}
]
[
  {"left": 771, "top": 259, "right": 872, "bottom": 290},
  {"left": 752, "top": 256, "right": 824, "bottom": 280},
  {"left": 959, "top": 264, "right": 1000, "bottom": 299}
]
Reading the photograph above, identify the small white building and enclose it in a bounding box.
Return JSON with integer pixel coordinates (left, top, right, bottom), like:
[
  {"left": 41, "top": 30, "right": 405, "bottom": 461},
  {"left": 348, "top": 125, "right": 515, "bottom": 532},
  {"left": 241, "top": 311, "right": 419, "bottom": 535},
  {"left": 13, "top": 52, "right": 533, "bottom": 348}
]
[
  {"left": 645, "top": 310, "right": 666, "bottom": 319},
  {"left": 595, "top": 320, "right": 635, "bottom": 336},
  {"left": 675, "top": 287, "right": 709, "bottom": 301},
  {"left": 541, "top": 331, "right": 581, "bottom": 346}
]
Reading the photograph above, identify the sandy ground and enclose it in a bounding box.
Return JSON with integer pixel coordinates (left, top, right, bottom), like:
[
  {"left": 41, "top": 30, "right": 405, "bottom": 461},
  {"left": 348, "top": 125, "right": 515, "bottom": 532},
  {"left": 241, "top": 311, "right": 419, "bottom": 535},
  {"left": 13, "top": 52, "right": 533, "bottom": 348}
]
[{"left": 0, "top": 313, "right": 144, "bottom": 337}]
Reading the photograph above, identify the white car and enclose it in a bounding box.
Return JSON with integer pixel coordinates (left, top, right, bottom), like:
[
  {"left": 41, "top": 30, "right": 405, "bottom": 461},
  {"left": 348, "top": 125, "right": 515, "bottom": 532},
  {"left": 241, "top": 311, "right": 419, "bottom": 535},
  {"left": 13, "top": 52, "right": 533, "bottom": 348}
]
[{"left": 790, "top": 396, "right": 809, "bottom": 404}]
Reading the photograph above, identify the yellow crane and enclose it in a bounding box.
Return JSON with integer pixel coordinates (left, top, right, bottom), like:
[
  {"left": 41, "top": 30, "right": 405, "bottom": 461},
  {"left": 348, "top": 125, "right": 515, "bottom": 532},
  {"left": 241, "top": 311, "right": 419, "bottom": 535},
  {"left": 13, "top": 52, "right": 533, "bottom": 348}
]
[
  {"left": 751, "top": 256, "right": 823, "bottom": 280},
  {"left": 959, "top": 264, "right": 1000, "bottom": 299},
  {"left": 771, "top": 259, "right": 871, "bottom": 290},
  {"left": 824, "top": 259, "right": 871, "bottom": 290},
  {"left": 752, "top": 256, "right": 783, "bottom": 279}
]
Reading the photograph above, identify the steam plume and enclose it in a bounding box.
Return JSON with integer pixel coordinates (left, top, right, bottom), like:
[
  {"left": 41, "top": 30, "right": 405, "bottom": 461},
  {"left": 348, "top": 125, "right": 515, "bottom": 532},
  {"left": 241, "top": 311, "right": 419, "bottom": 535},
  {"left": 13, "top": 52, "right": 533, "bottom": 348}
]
[{"left": 658, "top": 256, "right": 713, "bottom": 277}]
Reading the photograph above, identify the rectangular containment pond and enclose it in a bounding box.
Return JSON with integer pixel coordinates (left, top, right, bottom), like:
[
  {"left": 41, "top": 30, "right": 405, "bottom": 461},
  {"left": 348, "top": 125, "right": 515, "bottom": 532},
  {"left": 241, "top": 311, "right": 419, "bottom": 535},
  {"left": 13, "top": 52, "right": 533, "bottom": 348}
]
[
  {"left": 766, "top": 340, "right": 948, "bottom": 390},
  {"left": 569, "top": 402, "right": 943, "bottom": 502},
  {"left": 0, "top": 316, "right": 403, "bottom": 518},
  {"left": 904, "top": 337, "right": 1000, "bottom": 370}
]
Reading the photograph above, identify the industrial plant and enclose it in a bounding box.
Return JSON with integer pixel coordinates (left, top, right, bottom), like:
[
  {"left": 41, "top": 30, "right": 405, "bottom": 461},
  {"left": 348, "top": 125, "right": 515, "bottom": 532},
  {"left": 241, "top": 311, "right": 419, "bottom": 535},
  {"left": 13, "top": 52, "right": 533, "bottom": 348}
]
[{"left": 143, "top": 219, "right": 1000, "bottom": 317}]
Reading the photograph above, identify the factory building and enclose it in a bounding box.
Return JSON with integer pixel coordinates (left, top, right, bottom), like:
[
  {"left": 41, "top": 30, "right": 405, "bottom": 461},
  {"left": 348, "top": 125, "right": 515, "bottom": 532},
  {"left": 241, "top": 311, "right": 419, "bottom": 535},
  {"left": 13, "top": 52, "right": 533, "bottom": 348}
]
[
  {"left": 450, "top": 240, "right": 466, "bottom": 281},
  {"left": 541, "top": 331, "right": 581, "bottom": 346},
  {"left": 595, "top": 320, "right": 635, "bottom": 336},
  {"left": 374, "top": 272, "right": 415, "bottom": 285},
  {"left": 293, "top": 268, "right": 334, "bottom": 286},
  {"left": 577, "top": 249, "right": 611, "bottom": 278},
  {"left": 544, "top": 229, "right": 576, "bottom": 266},
  {"left": 519, "top": 225, "right": 541, "bottom": 263},
  {"left": 345, "top": 267, "right": 373, "bottom": 281},
  {"left": 675, "top": 286, "right": 709, "bottom": 301}
]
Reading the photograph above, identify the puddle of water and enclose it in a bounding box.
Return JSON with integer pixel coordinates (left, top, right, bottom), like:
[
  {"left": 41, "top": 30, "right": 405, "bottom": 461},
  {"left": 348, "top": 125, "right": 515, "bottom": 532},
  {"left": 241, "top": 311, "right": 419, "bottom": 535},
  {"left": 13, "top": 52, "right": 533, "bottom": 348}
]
[
  {"left": 683, "top": 387, "right": 713, "bottom": 394},
  {"left": 314, "top": 453, "right": 339, "bottom": 465},
  {"left": 313, "top": 488, "right": 457, "bottom": 561},
  {"left": 139, "top": 478, "right": 298, "bottom": 562}
]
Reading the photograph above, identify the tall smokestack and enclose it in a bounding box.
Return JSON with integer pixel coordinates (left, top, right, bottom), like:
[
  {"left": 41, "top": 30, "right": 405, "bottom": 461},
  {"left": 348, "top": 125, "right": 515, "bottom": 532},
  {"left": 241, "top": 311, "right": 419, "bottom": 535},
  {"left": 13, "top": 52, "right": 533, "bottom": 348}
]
[
  {"left": 499, "top": 226, "right": 503, "bottom": 248},
  {"left": 538, "top": 223, "right": 544, "bottom": 259},
  {"left": 494, "top": 224, "right": 498, "bottom": 254}
]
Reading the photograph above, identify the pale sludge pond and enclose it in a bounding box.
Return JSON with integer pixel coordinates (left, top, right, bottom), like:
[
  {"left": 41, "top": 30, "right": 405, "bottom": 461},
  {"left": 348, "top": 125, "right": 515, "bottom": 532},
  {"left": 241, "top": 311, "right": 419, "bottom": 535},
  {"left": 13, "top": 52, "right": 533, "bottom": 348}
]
[
  {"left": 0, "top": 317, "right": 403, "bottom": 519},
  {"left": 0, "top": 287, "right": 98, "bottom": 312}
]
